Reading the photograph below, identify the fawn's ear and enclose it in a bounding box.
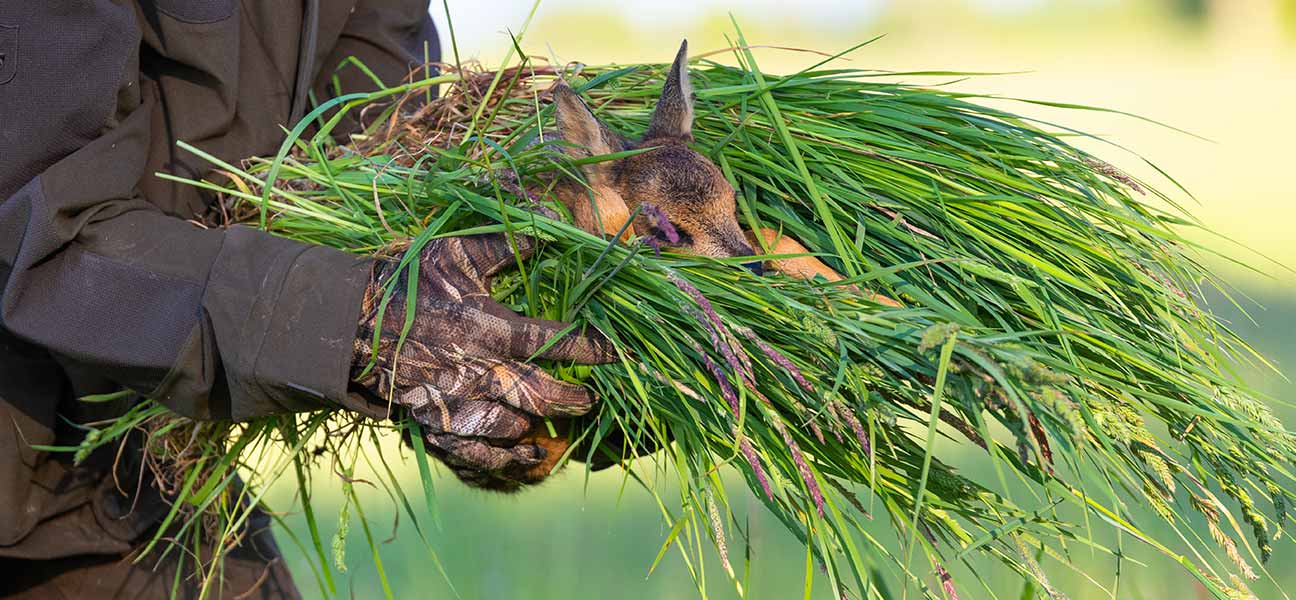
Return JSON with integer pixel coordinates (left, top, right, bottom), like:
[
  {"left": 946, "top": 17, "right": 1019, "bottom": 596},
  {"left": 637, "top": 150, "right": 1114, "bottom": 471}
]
[
  {"left": 644, "top": 40, "right": 693, "bottom": 141},
  {"left": 553, "top": 82, "right": 627, "bottom": 167}
]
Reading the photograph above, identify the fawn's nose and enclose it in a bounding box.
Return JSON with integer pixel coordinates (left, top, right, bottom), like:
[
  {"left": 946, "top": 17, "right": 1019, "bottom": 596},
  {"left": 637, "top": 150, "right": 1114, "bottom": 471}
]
[{"left": 721, "top": 238, "right": 764, "bottom": 276}]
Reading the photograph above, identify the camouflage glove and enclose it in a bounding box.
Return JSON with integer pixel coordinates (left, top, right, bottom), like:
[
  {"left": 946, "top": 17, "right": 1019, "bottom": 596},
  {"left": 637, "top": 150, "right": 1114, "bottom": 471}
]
[{"left": 352, "top": 233, "right": 615, "bottom": 488}]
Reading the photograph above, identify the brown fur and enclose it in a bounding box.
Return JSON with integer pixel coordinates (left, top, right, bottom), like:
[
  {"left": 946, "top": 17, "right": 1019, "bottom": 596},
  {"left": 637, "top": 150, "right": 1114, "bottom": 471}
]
[
  {"left": 514, "top": 423, "right": 576, "bottom": 483},
  {"left": 509, "top": 40, "right": 896, "bottom": 487},
  {"left": 746, "top": 228, "right": 902, "bottom": 307}
]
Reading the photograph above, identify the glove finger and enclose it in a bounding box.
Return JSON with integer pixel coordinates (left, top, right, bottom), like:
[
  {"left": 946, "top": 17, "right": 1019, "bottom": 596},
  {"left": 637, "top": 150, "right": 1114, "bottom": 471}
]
[
  {"left": 507, "top": 314, "right": 617, "bottom": 365},
  {"left": 444, "top": 400, "right": 531, "bottom": 441},
  {"left": 472, "top": 361, "right": 595, "bottom": 418},
  {"left": 385, "top": 338, "right": 446, "bottom": 386},
  {"left": 398, "top": 383, "right": 454, "bottom": 434},
  {"left": 467, "top": 303, "right": 615, "bottom": 364},
  {"left": 434, "top": 233, "right": 536, "bottom": 285},
  {"left": 402, "top": 384, "right": 533, "bottom": 441},
  {"left": 429, "top": 434, "right": 543, "bottom": 474}
]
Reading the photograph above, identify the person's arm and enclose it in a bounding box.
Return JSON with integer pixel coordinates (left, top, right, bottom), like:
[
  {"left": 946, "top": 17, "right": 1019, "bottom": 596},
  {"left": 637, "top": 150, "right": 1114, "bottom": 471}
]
[
  {"left": 0, "top": 2, "right": 369, "bottom": 421},
  {"left": 315, "top": 0, "right": 440, "bottom": 95},
  {"left": 310, "top": 0, "right": 442, "bottom": 136}
]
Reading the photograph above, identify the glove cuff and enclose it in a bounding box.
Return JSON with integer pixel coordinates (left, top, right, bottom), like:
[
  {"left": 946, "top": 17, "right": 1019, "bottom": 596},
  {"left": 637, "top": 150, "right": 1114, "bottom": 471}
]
[{"left": 351, "top": 259, "right": 393, "bottom": 386}]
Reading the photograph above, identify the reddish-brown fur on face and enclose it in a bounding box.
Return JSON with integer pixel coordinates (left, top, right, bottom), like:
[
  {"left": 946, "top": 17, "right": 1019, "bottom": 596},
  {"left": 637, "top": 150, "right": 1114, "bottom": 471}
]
[{"left": 619, "top": 142, "right": 756, "bottom": 260}]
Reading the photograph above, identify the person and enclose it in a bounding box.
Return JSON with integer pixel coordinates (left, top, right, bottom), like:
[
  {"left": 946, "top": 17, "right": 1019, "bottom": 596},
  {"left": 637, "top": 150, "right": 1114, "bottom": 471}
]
[{"left": 0, "top": 2, "right": 613, "bottom": 598}]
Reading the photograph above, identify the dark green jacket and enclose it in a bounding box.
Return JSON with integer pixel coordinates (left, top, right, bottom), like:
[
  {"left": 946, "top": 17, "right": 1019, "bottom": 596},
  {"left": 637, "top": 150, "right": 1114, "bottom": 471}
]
[{"left": 0, "top": 0, "right": 436, "bottom": 559}]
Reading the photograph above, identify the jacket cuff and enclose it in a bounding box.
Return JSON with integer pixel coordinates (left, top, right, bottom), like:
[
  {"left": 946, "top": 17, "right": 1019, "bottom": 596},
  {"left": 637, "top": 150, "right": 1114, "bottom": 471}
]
[{"left": 249, "top": 244, "right": 372, "bottom": 419}]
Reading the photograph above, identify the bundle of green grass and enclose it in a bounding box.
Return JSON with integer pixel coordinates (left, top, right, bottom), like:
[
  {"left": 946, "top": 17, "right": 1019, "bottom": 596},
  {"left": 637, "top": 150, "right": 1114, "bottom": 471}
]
[{"left": 94, "top": 28, "right": 1294, "bottom": 600}]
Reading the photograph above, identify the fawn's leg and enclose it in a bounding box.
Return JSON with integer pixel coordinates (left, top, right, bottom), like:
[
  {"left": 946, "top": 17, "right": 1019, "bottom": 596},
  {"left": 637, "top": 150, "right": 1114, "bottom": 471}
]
[{"left": 746, "top": 228, "right": 901, "bottom": 307}]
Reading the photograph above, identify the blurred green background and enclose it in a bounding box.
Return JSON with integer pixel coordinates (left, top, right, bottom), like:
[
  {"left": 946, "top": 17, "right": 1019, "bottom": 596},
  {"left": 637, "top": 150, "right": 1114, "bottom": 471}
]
[{"left": 263, "top": 1, "right": 1296, "bottom": 598}]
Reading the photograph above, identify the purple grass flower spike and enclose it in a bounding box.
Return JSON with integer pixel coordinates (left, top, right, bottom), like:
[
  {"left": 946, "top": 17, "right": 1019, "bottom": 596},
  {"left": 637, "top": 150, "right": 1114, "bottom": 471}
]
[
  {"left": 727, "top": 328, "right": 757, "bottom": 386},
  {"left": 807, "top": 418, "right": 826, "bottom": 445},
  {"left": 693, "top": 342, "right": 740, "bottom": 417},
  {"left": 670, "top": 273, "right": 722, "bottom": 330},
  {"left": 641, "top": 202, "right": 680, "bottom": 244},
  {"left": 938, "top": 565, "right": 959, "bottom": 600},
  {"left": 706, "top": 494, "right": 734, "bottom": 576},
  {"left": 642, "top": 236, "right": 663, "bottom": 257},
  {"left": 678, "top": 285, "right": 752, "bottom": 388},
  {"left": 822, "top": 402, "right": 846, "bottom": 444},
  {"left": 839, "top": 403, "right": 872, "bottom": 459},
  {"left": 738, "top": 435, "right": 774, "bottom": 501},
  {"left": 772, "top": 419, "right": 825, "bottom": 517},
  {"left": 742, "top": 328, "right": 814, "bottom": 393},
  {"left": 692, "top": 308, "right": 751, "bottom": 386},
  {"left": 921, "top": 524, "right": 959, "bottom": 600}
]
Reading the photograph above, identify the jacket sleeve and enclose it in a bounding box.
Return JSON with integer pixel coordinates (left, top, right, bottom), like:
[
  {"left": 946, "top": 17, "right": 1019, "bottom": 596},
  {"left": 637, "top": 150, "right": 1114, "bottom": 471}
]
[
  {"left": 0, "top": 3, "right": 371, "bottom": 421},
  {"left": 314, "top": 0, "right": 441, "bottom": 119}
]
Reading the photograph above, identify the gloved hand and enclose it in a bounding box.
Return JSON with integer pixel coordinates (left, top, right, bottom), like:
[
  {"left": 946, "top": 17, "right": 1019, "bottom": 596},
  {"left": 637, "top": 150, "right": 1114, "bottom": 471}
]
[{"left": 351, "top": 232, "right": 615, "bottom": 490}]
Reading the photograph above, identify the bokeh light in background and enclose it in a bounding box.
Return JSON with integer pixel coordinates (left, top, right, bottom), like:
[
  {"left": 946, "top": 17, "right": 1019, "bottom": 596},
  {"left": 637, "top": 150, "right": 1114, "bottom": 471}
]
[{"left": 270, "top": 2, "right": 1296, "bottom": 598}]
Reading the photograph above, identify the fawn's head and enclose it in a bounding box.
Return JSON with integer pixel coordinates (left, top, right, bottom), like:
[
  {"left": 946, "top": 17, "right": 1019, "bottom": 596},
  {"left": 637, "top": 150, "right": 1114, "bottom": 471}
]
[
  {"left": 450, "top": 43, "right": 760, "bottom": 495},
  {"left": 552, "top": 41, "right": 760, "bottom": 270}
]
